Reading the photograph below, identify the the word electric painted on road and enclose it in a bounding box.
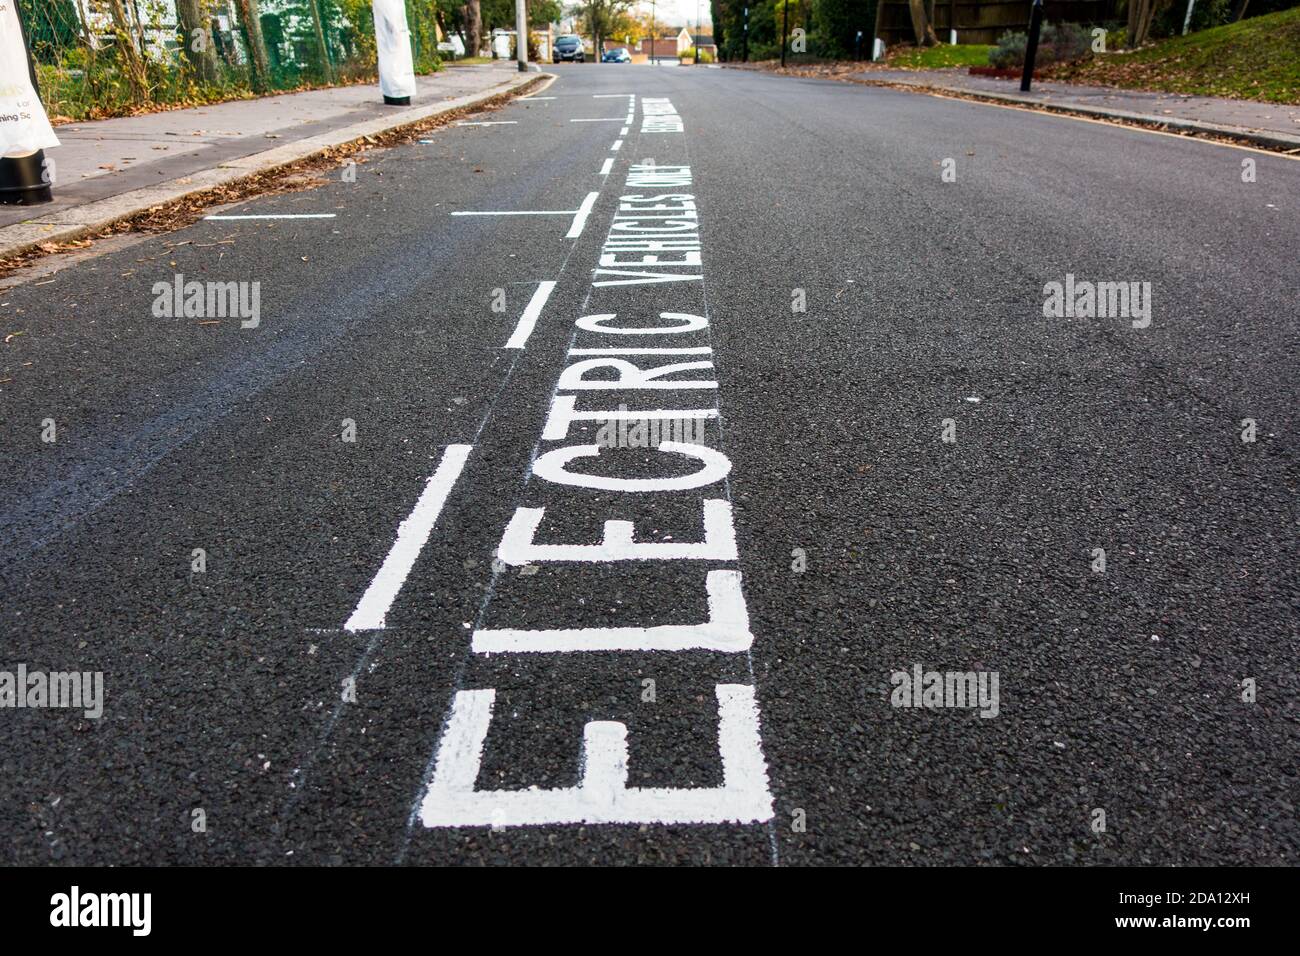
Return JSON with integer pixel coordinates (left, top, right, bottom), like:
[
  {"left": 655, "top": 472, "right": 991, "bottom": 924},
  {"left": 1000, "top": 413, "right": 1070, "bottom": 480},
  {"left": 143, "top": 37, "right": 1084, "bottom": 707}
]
[{"left": 419, "top": 157, "right": 774, "bottom": 829}]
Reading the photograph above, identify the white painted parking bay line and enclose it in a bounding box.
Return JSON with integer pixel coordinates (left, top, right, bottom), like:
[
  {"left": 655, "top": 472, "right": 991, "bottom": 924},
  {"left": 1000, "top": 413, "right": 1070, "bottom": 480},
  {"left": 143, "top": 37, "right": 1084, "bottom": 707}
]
[
  {"left": 570, "top": 118, "right": 625, "bottom": 122},
  {"left": 205, "top": 214, "right": 336, "bottom": 220},
  {"left": 599, "top": 158, "right": 614, "bottom": 176},
  {"left": 458, "top": 121, "right": 518, "bottom": 126},
  {"left": 344, "top": 444, "right": 473, "bottom": 631},
  {"left": 504, "top": 280, "right": 557, "bottom": 349},
  {"left": 452, "top": 210, "right": 572, "bottom": 217},
  {"left": 565, "top": 192, "right": 600, "bottom": 239}
]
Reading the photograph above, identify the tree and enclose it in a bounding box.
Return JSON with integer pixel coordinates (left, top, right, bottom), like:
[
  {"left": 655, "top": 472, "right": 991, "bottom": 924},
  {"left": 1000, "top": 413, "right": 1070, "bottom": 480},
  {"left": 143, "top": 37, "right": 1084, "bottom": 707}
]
[
  {"left": 907, "top": 0, "right": 938, "bottom": 45},
  {"left": 176, "top": 0, "right": 220, "bottom": 82},
  {"left": 1126, "top": 0, "right": 1164, "bottom": 46},
  {"left": 463, "top": 0, "right": 483, "bottom": 56},
  {"left": 105, "top": 0, "right": 150, "bottom": 101},
  {"left": 233, "top": 0, "right": 273, "bottom": 91},
  {"left": 306, "top": 0, "right": 333, "bottom": 80},
  {"left": 571, "top": 0, "right": 636, "bottom": 54}
]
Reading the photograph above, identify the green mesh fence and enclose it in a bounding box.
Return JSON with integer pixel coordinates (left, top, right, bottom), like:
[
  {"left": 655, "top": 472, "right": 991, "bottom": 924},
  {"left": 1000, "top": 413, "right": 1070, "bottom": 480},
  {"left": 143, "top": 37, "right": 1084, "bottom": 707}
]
[{"left": 18, "top": 0, "right": 443, "bottom": 121}]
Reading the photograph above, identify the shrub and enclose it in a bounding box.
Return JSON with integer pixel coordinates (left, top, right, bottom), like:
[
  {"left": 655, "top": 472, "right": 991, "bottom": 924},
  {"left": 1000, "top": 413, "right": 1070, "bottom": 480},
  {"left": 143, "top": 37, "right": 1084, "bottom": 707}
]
[
  {"left": 989, "top": 30, "right": 1028, "bottom": 69},
  {"left": 679, "top": 46, "right": 716, "bottom": 63},
  {"left": 988, "top": 23, "right": 1094, "bottom": 69},
  {"left": 1046, "top": 22, "right": 1092, "bottom": 63}
]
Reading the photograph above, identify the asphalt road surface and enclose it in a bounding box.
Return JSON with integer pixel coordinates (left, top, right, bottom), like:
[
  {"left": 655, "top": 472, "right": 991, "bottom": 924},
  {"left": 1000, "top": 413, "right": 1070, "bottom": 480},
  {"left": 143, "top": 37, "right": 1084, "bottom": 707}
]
[{"left": 1, "top": 63, "right": 1296, "bottom": 866}]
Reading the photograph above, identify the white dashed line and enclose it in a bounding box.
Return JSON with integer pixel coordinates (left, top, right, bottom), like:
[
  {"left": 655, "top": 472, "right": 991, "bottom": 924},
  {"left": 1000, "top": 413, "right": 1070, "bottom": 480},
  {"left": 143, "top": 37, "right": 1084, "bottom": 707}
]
[
  {"left": 610, "top": 140, "right": 623, "bottom": 151},
  {"left": 204, "top": 214, "right": 336, "bottom": 220},
  {"left": 504, "top": 280, "right": 557, "bottom": 349},
  {"left": 344, "top": 444, "right": 473, "bottom": 632},
  {"left": 599, "top": 158, "right": 614, "bottom": 176},
  {"left": 565, "top": 191, "right": 600, "bottom": 239}
]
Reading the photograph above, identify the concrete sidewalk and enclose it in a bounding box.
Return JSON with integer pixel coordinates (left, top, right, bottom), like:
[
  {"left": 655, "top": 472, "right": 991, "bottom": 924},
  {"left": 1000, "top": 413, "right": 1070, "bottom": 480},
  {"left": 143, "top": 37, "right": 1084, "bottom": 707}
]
[
  {"left": 852, "top": 68, "right": 1300, "bottom": 149},
  {"left": 1, "top": 63, "right": 540, "bottom": 258}
]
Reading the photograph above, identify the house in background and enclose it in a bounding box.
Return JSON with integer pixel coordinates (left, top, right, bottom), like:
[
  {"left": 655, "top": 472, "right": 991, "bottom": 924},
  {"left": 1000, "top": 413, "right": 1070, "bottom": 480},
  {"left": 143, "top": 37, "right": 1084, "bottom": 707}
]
[
  {"left": 686, "top": 31, "right": 717, "bottom": 57},
  {"left": 638, "top": 31, "right": 684, "bottom": 59}
]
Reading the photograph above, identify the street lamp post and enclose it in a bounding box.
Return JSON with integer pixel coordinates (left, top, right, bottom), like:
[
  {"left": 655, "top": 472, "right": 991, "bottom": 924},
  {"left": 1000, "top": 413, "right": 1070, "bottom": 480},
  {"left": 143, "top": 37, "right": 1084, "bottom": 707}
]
[
  {"left": 515, "top": 0, "right": 528, "bottom": 71},
  {"left": 694, "top": 0, "right": 700, "bottom": 63},
  {"left": 1020, "top": 0, "right": 1044, "bottom": 92},
  {"left": 780, "top": 0, "right": 790, "bottom": 68}
]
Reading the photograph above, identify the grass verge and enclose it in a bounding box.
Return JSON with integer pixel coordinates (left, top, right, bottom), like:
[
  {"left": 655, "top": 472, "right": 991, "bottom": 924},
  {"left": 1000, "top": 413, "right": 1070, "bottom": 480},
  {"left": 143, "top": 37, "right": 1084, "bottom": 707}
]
[{"left": 1049, "top": 8, "right": 1300, "bottom": 104}]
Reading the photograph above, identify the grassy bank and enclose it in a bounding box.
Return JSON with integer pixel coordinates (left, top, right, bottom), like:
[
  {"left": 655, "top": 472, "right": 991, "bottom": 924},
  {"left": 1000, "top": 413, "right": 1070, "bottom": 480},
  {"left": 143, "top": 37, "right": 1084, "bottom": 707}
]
[
  {"left": 1050, "top": 7, "right": 1300, "bottom": 104},
  {"left": 885, "top": 44, "right": 994, "bottom": 70}
]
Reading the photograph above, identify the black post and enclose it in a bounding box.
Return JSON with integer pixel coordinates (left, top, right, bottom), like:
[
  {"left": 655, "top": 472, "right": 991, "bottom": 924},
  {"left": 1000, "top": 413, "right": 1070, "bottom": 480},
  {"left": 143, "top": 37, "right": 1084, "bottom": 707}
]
[
  {"left": 1, "top": 6, "right": 54, "bottom": 205},
  {"left": 694, "top": 0, "right": 700, "bottom": 62},
  {"left": 854, "top": 29, "right": 862, "bottom": 61},
  {"left": 780, "top": 0, "right": 789, "bottom": 68},
  {"left": 742, "top": 7, "right": 749, "bottom": 63},
  {"left": 1020, "top": 0, "right": 1044, "bottom": 93}
]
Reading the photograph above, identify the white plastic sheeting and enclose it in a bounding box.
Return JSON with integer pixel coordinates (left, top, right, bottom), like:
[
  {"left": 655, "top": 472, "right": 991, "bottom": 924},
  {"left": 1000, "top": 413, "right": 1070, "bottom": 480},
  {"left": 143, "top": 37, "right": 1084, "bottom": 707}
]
[
  {"left": 0, "top": 3, "right": 59, "bottom": 156},
  {"left": 372, "top": 0, "right": 416, "bottom": 102}
]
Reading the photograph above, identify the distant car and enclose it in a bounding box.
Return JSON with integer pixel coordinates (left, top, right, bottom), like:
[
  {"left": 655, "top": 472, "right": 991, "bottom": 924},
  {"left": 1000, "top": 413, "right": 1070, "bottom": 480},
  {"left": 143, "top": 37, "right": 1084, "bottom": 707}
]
[
  {"left": 553, "top": 35, "right": 585, "bottom": 62},
  {"left": 602, "top": 47, "right": 632, "bottom": 63}
]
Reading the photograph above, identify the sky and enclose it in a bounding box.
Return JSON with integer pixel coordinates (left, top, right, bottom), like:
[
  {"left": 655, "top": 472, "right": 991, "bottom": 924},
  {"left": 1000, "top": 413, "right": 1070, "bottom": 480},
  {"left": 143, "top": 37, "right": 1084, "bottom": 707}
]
[{"left": 632, "top": 0, "right": 713, "bottom": 32}]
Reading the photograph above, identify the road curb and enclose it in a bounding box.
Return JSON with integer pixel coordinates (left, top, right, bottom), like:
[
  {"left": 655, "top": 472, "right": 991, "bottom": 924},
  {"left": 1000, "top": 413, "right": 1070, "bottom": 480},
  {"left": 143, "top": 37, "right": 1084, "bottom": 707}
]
[
  {"left": 0, "top": 72, "right": 551, "bottom": 262},
  {"left": 848, "top": 77, "right": 1300, "bottom": 152}
]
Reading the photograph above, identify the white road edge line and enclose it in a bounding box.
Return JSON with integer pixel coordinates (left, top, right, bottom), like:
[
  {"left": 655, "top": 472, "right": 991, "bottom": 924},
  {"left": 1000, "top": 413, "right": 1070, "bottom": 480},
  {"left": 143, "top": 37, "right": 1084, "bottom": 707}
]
[
  {"left": 452, "top": 210, "right": 573, "bottom": 217},
  {"left": 344, "top": 444, "right": 473, "bottom": 631},
  {"left": 565, "top": 191, "right": 600, "bottom": 239},
  {"left": 570, "top": 118, "right": 625, "bottom": 122},
  {"left": 458, "top": 121, "right": 518, "bottom": 126},
  {"left": 504, "top": 280, "right": 557, "bottom": 349},
  {"left": 205, "top": 214, "right": 337, "bottom": 220}
]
